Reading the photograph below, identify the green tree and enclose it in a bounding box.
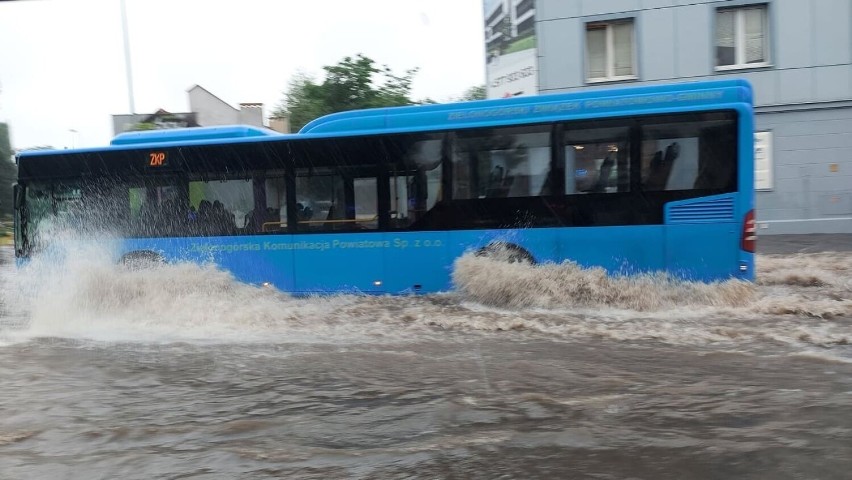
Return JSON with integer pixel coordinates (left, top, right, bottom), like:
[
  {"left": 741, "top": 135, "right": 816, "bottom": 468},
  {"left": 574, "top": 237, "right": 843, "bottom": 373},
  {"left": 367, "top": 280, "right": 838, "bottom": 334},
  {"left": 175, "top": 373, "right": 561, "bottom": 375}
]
[
  {"left": 275, "top": 73, "right": 329, "bottom": 133},
  {"left": 128, "top": 122, "right": 158, "bottom": 131},
  {"left": 274, "top": 54, "right": 421, "bottom": 131},
  {"left": 459, "top": 85, "right": 487, "bottom": 102},
  {"left": 0, "top": 123, "right": 19, "bottom": 218}
]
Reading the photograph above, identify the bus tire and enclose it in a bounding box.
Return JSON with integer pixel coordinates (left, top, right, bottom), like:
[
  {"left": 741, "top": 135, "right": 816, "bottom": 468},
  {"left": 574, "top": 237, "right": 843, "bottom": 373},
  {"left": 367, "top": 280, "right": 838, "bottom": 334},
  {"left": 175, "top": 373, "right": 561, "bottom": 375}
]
[
  {"left": 475, "top": 242, "right": 536, "bottom": 265},
  {"left": 119, "top": 250, "right": 165, "bottom": 269}
]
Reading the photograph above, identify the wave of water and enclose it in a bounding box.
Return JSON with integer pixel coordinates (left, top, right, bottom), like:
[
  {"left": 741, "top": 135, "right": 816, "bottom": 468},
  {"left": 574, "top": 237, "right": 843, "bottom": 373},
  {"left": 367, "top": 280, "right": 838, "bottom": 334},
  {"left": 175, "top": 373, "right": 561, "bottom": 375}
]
[
  {"left": 0, "top": 245, "right": 415, "bottom": 345},
  {"left": 454, "top": 249, "right": 852, "bottom": 318},
  {"left": 1, "top": 243, "right": 850, "bottom": 357},
  {"left": 453, "top": 254, "right": 757, "bottom": 311},
  {"left": 449, "top": 250, "right": 851, "bottom": 357}
]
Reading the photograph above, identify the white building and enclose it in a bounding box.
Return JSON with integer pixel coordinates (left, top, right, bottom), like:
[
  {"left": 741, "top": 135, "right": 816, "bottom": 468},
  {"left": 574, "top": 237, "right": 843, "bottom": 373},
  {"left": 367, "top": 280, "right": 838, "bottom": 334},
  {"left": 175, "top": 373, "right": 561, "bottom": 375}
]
[{"left": 112, "top": 85, "right": 285, "bottom": 135}]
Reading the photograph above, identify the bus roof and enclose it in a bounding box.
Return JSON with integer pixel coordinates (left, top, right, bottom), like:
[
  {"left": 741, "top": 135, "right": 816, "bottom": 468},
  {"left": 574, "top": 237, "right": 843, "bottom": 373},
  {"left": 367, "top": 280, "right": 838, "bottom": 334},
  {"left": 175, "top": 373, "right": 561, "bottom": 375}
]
[
  {"left": 299, "top": 79, "right": 752, "bottom": 134},
  {"left": 17, "top": 79, "right": 752, "bottom": 161},
  {"left": 17, "top": 124, "right": 290, "bottom": 160},
  {"left": 110, "top": 124, "right": 280, "bottom": 146}
]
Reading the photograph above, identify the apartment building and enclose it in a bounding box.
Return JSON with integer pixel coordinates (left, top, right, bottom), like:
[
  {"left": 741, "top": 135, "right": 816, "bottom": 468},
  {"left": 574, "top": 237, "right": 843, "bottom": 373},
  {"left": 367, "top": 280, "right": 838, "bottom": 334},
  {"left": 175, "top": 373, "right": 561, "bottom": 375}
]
[{"left": 526, "top": 0, "right": 852, "bottom": 233}]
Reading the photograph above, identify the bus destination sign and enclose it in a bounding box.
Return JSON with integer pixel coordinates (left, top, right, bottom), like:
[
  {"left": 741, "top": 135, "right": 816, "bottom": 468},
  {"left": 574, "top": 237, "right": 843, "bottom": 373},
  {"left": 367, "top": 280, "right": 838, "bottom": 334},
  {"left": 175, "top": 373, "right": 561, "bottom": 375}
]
[{"left": 147, "top": 151, "right": 169, "bottom": 168}]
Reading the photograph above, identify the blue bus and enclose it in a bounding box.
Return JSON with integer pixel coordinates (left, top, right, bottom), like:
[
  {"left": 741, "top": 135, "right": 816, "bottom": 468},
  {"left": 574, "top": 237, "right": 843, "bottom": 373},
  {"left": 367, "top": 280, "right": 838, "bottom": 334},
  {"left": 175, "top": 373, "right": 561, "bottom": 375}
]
[{"left": 13, "top": 79, "right": 755, "bottom": 293}]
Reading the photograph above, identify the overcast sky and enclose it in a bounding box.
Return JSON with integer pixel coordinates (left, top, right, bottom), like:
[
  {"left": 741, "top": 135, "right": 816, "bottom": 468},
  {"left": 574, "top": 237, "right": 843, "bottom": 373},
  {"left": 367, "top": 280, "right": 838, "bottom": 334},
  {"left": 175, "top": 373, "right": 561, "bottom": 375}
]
[{"left": 0, "top": 0, "right": 486, "bottom": 150}]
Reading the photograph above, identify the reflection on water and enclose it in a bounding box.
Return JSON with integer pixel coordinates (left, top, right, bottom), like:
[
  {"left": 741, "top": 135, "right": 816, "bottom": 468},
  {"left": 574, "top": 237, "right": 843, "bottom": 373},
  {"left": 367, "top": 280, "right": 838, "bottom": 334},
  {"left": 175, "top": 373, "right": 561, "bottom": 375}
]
[{"left": 0, "top": 245, "right": 850, "bottom": 478}]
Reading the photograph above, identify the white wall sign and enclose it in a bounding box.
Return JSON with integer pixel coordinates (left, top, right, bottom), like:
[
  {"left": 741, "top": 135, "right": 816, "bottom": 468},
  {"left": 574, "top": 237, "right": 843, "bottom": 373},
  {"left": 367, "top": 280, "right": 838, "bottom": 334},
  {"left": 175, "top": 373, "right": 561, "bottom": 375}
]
[{"left": 754, "top": 131, "right": 773, "bottom": 190}]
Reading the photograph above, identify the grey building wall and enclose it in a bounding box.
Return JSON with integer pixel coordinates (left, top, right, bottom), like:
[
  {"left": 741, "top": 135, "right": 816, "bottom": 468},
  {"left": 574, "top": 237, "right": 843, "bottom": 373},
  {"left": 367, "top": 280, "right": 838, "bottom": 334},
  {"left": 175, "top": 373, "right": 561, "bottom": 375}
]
[
  {"left": 755, "top": 107, "right": 852, "bottom": 233},
  {"left": 187, "top": 86, "right": 265, "bottom": 128},
  {"left": 188, "top": 86, "right": 242, "bottom": 127},
  {"left": 113, "top": 87, "right": 267, "bottom": 136},
  {"left": 536, "top": 0, "right": 852, "bottom": 234},
  {"left": 238, "top": 103, "right": 264, "bottom": 128}
]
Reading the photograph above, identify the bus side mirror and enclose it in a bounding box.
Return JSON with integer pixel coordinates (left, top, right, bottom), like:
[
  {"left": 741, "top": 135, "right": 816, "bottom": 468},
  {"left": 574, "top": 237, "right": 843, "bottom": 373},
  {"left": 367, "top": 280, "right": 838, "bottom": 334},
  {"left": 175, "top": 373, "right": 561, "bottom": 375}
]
[{"left": 13, "top": 184, "right": 24, "bottom": 209}]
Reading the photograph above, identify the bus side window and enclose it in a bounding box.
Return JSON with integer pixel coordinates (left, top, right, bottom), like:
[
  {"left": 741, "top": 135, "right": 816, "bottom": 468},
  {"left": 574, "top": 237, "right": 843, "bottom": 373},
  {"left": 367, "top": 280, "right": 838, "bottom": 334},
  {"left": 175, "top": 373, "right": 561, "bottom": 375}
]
[
  {"left": 293, "top": 171, "right": 379, "bottom": 232},
  {"left": 294, "top": 170, "right": 345, "bottom": 231},
  {"left": 694, "top": 124, "right": 737, "bottom": 190},
  {"left": 563, "top": 126, "right": 630, "bottom": 194},
  {"left": 454, "top": 126, "right": 551, "bottom": 199},
  {"left": 189, "top": 179, "right": 252, "bottom": 236},
  {"left": 641, "top": 116, "right": 736, "bottom": 192},
  {"left": 352, "top": 177, "right": 378, "bottom": 230},
  {"left": 388, "top": 137, "right": 442, "bottom": 229},
  {"left": 255, "top": 175, "right": 287, "bottom": 233}
]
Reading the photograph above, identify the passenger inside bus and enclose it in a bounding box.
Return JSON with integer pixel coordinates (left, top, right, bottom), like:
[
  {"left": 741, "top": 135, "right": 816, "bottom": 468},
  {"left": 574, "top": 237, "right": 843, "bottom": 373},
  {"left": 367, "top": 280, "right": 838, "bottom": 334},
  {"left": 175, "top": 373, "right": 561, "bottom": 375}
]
[
  {"left": 644, "top": 142, "right": 681, "bottom": 191},
  {"left": 296, "top": 202, "right": 313, "bottom": 222}
]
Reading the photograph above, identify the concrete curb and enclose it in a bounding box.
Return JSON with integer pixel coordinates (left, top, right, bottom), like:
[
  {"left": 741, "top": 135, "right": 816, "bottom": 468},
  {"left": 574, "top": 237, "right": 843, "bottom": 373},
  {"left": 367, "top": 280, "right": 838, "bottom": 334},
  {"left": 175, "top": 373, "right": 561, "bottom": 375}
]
[{"left": 758, "top": 234, "right": 852, "bottom": 254}]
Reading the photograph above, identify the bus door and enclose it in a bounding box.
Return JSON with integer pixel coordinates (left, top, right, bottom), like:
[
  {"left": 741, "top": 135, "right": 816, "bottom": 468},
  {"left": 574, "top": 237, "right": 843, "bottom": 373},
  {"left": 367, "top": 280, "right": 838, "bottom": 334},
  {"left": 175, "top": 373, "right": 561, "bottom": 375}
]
[
  {"left": 381, "top": 135, "right": 450, "bottom": 292},
  {"left": 383, "top": 161, "right": 451, "bottom": 293},
  {"left": 292, "top": 167, "right": 384, "bottom": 293}
]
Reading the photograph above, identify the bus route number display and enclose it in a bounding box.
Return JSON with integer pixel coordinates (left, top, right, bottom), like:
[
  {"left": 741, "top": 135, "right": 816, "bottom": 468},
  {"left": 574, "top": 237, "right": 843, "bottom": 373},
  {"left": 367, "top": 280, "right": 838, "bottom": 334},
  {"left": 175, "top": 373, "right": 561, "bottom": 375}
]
[{"left": 147, "top": 151, "right": 169, "bottom": 168}]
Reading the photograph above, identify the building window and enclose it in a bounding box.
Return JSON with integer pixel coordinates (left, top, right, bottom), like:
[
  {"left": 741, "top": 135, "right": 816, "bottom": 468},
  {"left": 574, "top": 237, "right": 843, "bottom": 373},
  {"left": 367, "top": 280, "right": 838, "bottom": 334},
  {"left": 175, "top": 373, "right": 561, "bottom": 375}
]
[
  {"left": 716, "top": 5, "right": 769, "bottom": 69},
  {"left": 586, "top": 20, "right": 636, "bottom": 82}
]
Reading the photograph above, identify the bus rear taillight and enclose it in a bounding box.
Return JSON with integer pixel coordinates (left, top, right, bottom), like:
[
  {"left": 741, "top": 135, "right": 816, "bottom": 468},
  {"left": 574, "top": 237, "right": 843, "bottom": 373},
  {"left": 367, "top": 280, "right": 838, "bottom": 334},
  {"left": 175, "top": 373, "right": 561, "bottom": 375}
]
[{"left": 741, "top": 209, "right": 756, "bottom": 253}]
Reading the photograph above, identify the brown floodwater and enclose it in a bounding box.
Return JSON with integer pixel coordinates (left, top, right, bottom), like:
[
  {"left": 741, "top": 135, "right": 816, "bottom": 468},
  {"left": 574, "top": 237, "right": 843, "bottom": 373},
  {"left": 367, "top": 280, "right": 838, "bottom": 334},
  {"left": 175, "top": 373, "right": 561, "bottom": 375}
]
[{"left": 1, "top": 243, "right": 850, "bottom": 479}]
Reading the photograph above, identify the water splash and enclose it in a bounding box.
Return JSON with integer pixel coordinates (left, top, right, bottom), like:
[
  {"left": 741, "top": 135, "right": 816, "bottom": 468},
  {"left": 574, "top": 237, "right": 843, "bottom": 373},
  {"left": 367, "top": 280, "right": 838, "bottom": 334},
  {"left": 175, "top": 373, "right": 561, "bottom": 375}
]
[
  {"left": 452, "top": 254, "right": 756, "bottom": 311},
  {"left": 753, "top": 253, "right": 852, "bottom": 319},
  {"left": 447, "top": 249, "right": 851, "bottom": 356},
  {"left": 1, "top": 237, "right": 850, "bottom": 356},
  {"left": 2, "top": 242, "right": 414, "bottom": 345},
  {"left": 452, "top": 249, "right": 851, "bottom": 319}
]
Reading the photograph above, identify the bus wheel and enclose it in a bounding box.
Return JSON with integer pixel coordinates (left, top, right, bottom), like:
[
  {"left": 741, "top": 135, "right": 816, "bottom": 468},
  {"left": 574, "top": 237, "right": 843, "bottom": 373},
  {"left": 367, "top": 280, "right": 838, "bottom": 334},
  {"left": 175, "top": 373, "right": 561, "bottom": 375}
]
[
  {"left": 119, "top": 250, "right": 165, "bottom": 269},
  {"left": 475, "top": 242, "right": 536, "bottom": 265}
]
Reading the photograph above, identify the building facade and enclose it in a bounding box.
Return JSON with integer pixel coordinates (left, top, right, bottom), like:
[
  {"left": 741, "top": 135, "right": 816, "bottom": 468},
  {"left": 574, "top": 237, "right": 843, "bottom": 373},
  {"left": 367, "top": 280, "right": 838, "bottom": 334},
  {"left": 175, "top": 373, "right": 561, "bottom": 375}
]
[
  {"left": 186, "top": 85, "right": 264, "bottom": 128},
  {"left": 112, "top": 85, "right": 288, "bottom": 136},
  {"left": 485, "top": 0, "right": 539, "bottom": 97},
  {"left": 534, "top": 0, "right": 852, "bottom": 234}
]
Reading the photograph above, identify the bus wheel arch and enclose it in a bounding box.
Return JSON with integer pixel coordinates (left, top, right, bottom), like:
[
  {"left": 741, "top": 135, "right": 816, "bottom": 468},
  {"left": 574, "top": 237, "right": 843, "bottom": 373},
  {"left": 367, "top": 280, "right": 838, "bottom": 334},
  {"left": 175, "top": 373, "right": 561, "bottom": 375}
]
[
  {"left": 119, "top": 250, "right": 165, "bottom": 269},
  {"left": 475, "top": 242, "right": 536, "bottom": 265}
]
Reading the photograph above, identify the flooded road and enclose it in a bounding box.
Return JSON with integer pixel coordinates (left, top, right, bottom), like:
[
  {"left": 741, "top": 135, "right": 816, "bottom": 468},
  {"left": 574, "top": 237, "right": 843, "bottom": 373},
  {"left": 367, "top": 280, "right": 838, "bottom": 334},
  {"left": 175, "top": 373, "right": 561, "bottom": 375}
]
[{"left": 1, "top": 239, "right": 850, "bottom": 479}]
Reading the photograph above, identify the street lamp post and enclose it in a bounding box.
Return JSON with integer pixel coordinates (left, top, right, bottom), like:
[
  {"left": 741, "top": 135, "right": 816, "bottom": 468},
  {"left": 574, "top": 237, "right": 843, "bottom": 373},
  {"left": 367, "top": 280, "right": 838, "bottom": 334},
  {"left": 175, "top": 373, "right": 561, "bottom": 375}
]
[{"left": 120, "top": 0, "right": 136, "bottom": 114}]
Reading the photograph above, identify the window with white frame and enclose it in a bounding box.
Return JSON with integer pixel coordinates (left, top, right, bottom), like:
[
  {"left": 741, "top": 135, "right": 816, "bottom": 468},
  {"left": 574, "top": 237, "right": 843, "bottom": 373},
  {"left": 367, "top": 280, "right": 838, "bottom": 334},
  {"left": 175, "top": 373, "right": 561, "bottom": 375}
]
[
  {"left": 716, "top": 5, "right": 769, "bottom": 69},
  {"left": 586, "top": 20, "right": 635, "bottom": 82}
]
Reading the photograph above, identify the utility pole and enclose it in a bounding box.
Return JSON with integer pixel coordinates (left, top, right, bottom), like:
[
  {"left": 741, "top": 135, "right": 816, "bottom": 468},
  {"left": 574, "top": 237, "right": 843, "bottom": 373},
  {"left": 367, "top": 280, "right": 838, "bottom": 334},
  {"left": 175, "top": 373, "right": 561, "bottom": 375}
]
[{"left": 120, "top": 0, "right": 136, "bottom": 114}]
